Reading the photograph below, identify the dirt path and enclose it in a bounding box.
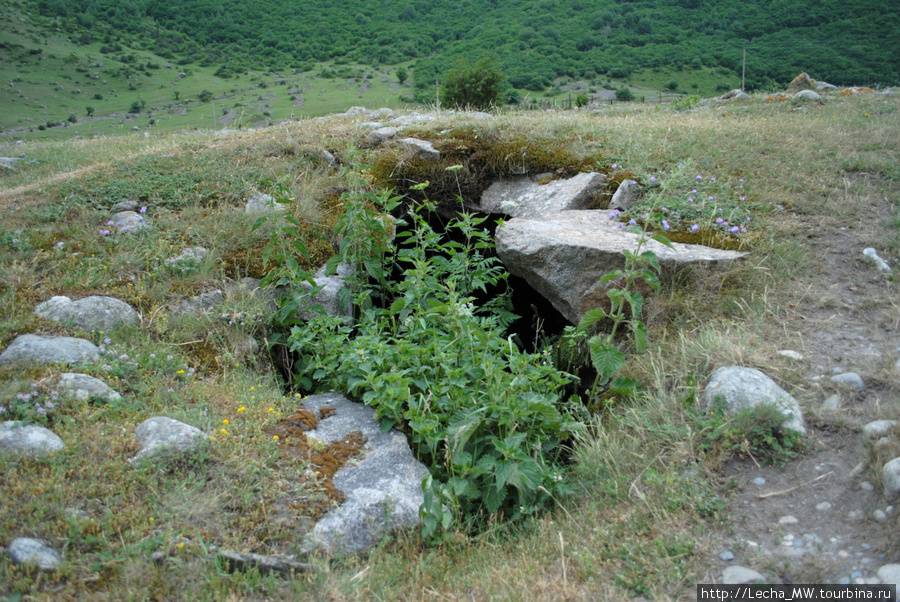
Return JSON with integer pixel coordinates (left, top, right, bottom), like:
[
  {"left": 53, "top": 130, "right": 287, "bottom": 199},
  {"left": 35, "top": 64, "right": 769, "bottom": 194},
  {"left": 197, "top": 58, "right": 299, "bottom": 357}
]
[{"left": 709, "top": 172, "right": 900, "bottom": 586}]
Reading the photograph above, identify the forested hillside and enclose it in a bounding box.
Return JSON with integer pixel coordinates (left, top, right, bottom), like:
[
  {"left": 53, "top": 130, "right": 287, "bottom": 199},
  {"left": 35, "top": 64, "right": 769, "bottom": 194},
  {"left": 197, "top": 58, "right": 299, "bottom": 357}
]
[{"left": 22, "top": 0, "right": 900, "bottom": 93}]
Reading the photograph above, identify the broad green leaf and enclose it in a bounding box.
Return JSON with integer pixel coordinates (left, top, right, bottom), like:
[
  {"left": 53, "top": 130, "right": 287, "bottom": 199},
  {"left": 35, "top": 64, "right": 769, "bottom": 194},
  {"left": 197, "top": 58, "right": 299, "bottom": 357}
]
[
  {"left": 250, "top": 215, "right": 268, "bottom": 233},
  {"left": 639, "top": 250, "right": 661, "bottom": 272},
  {"left": 577, "top": 307, "right": 607, "bottom": 331},
  {"left": 650, "top": 233, "right": 674, "bottom": 249},
  {"left": 633, "top": 320, "right": 648, "bottom": 353},
  {"left": 587, "top": 337, "right": 626, "bottom": 381},
  {"left": 324, "top": 254, "right": 342, "bottom": 276},
  {"left": 609, "top": 376, "right": 639, "bottom": 397},
  {"left": 598, "top": 271, "right": 624, "bottom": 285}
]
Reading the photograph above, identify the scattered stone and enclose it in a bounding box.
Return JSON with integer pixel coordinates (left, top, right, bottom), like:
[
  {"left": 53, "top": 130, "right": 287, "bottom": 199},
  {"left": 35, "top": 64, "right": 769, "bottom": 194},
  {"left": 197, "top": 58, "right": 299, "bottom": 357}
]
[
  {"left": 110, "top": 200, "right": 140, "bottom": 213},
  {"left": 245, "top": 192, "right": 286, "bottom": 213},
  {"left": 778, "top": 515, "right": 799, "bottom": 525},
  {"left": 300, "top": 392, "right": 430, "bottom": 555},
  {"left": 719, "top": 551, "right": 735, "bottom": 561},
  {"left": 873, "top": 510, "right": 888, "bottom": 522},
  {"left": 150, "top": 551, "right": 167, "bottom": 565},
  {"left": 877, "top": 565, "right": 900, "bottom": 596},
  {"left": 473, "top": 172, "right": 606, "bottom": 218},
  {"left": 700, "top": 367, "right": 806, "bottom": 435},
  {"left": 343, "top": 106, "right": 368, "bottom": 116},
  {"left": 777, "top": 350, "right": 804, "bottom": 360},
  {"left": 863, "top": 421, "right": 898, "bottom": 442},
  {"left": 162, "top": 247, "right": 208, "bottom": 274},
  {"left": 788, "top": 72, "right": 814, "bottom": 93},
  {"left": 722, "top": 566, "right": 764, "bottom": 585},
  {"left": 792, "top": 90, "right": 823, "bottom": 103},
  {"left": 395, "top": 137, "right": 439, "bottom": 161},
  {"left": 169, "top": 290, "right": 225, "bottom": 317},
  {"left": 6, "top": 538, "right": 62, "bottom": 571},
  {"left": 831, "top": 372, "right": 865, "bottom": 390},
  {"left": 51, "top": 372, "right": 122, "bottom": 402},
  {"left": 356, "top": 121, "right": 383, "bottom": 129},
  {"left": 837, "top": 576, "right": 851, "bottom": 585},
  {"left": 0, "top": 421, "right": 65, "bottom": 456},
  {"left": 848, "top": 509, "right": 865, "bottom": 520},
  {"left": 131, "top": 417, "right": 205, "bottom": 464},
  {"left": 753, "top": 477, "right": 766, "bottom": 486},
  {"left": 366, "top": 126, "right": 399, "bottom": 146},
  {"left": 822, "top": 394, "right": 840, "bottom": 410},
  {"left": 0, "top": 334, "right": 99, "bottom": 367},
  {"left": 863, "top": 248, "right": 892, "bottom": 272},
  {"left": 388, "top": 112, "right": 436, "bottom": 126},
  {"left": 320, "top": 149, "right": 338, "bottom": 168},
  {"left": 495, "top": 211, "right": 746, "bottom": 325},
  {"left": 109, "top": 211, "right": 150, "bottom": 233},
  {"left": 469, "top": 111, "right": 494, "bottom": 119},
  {"left": 35, "top": 295, "right": 140, "bottom": 333},
  {"left": 883, "top": 458, "right": 900, "bottom": 502},
  {"left": 217, "top": 550, "right": 313, "bottom": 575},
  {"left": 608, "top": 178, "right": 638, "bottom": 211},
  {"left": 816, "top": 502, "right": 832, "bottom": 511},
  {"left": 367, "top": 108, "right": 394, "bottom": 120},
  {"left": 861, "top": 481, "right": 876, "bottom": 492},
  {"left": 296, "top": 262, "right": 354, "bottom": 320}
]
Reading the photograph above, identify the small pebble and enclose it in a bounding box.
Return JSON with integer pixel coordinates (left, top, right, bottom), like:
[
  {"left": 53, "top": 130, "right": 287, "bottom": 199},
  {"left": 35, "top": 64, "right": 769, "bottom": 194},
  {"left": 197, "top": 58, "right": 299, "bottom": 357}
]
[
  {"left": 779, "top": 515, "right": 799, "bottom": 525},
  {"left": 861, "top": 481, "right": 875, "bottom": 492},
  {"left": 720, "top": 551, "right": 735, "bottom": 561},
  {"left": 778, "top": 350, "right": 804, "bottom": 360},
  {"left": 831, "top": 372, "right": 865, "bottom": 390},
  {"left": 861, "top": 544, "right": 871, "bottom": 550},
  {"left": 852, "top": 571, "right": 863, "bottom": 580},
  {"left": 753, "top": 477, "right": 766, "bottom": 486},
  {"left": 848, "top": 510, "right": 864, "bottom": 520},
  {"left": 746, "top": 541, "right": 759, "bottom": 550},
  {"left": 816, "top": 502, "right": 832, "bottom": 511},
  {"left": 839, "top": 550, "right": 850, "bottom": 559},
  {"left": 822, "top": 394, "right": 840, "bottom": 409},
  {"left": 873, "top": 510, "right": 887, "bottom": 522},
  {"left": 838, "top": 577, "right": 851, "bottom": 585}
]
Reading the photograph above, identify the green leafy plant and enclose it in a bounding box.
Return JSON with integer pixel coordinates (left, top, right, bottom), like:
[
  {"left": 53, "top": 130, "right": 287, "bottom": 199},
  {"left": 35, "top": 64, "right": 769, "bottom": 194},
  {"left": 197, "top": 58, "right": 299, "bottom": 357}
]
[
  {"left": 575, "top": 92, "right": 589, "bottom": 108},
  {"left": 575, "top": 219, "right": 669, "bottom": 403},
  {"left": 275, "top": 183, "right": 583, "bottom": 536}
]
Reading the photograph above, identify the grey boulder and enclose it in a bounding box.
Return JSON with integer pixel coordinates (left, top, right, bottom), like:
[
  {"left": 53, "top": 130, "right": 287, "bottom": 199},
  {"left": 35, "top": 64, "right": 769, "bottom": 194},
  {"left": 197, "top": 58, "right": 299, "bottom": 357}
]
[
  {"left": 701, "top": 366, "right": 806, "bottom": 435},
  {"left": 0, "top": 334, "right": 99, "bottom": 367},
  {"left": 109, "top": 211, "right": 150, "bottom": 233},
  {"left": 245, "top": 192, "right": 286, "bottom": 213},
  {"left": 473, "top": 172, "right": 606, "bottom": 218},
  {"left": 495, "top": 210, "right": 746, "bottom": 325},
  {"left": 0, "top": 421, "right": 64, "bottom": 456},
  {"left": 366, "top": 126, "right": 400, "bottom": 146},
  {"left": 6, "top": 538, "right": 62, "bottom": 571},
  {"left": 51, "top": 372, "right": 121, "bottom": 402},
  {"left": 35, "top": 295, "right": 139, "bottom": 333},
  {"left": 301, "top": 393, "right": 430, "bottom": 555},
  {"left": 131, "top": 417, "right": 205, "bottom": 463},
  {"left": 608, "top": 178, "right": 638, "bottom": 211},
  {"left": 883, "top": 458, "right": 900, "bottom": 502},
  {"left": 396, "top": 138, "right": 439, "bottom": 161}
]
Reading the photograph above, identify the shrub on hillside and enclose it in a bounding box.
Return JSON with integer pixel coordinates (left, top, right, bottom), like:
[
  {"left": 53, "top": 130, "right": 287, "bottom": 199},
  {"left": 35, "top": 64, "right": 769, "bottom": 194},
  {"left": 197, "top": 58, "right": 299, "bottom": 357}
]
[{"left": 440, "top": 57, "right": 505, "bottom": 110}]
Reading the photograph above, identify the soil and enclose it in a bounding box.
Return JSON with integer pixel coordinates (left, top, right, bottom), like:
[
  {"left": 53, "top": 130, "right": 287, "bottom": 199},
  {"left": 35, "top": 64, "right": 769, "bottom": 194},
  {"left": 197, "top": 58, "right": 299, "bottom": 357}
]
[{"left": 705, "top": 173, "right": 900, "bottom": 586}]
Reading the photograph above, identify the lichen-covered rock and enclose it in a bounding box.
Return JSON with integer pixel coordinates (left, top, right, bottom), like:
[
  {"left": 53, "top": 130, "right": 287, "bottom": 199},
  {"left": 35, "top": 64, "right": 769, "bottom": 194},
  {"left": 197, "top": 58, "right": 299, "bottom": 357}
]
[
  {"left": 366, "top": 126, "right": 400, "bottom": 146},
  {"left": 245, "top": 192, "right": 286, "bottom": 213},
  {"left": 473, "top": 172, "right": 606, "bottom": 218},
  {"left": 35, "top": 295, "right": 139, "bottom": 333},
  {"left": 701, "top": 366, "right": 806, "bottom": 435},
  {"left": 609, "top": 178, "right": 638, "bottom": 211},
  {"left": 0, "top": 334, "right": 99, "bottom": 367},
  {"left": 109, "top": 211, "right": 150, "bottom": 233},
  {"left": 792, "top": 89, "right": 823, "bottom": 103},
  {"left": 495, "top": 210, "right": 746, "bottom": 325},
  {"left": 396, "top": 138, "right": 439, "bottom": 161},
  {"left": 7, "top": 538, "right": 62, "bottom": 571},
  {"left": 51, "top": 373, "right": 121, "bottom": 402},
  {"left": 787, "top": 72, "right": 814, "bottom": 93},
  {"left": 0, "top": 421, "right": 64, "bottom": 456},
  {"left": 131, "top": 417, "right": 205, "bottom": 463},
  {"left": 300, "top": 393, "right": 430, "bottom": 555}
]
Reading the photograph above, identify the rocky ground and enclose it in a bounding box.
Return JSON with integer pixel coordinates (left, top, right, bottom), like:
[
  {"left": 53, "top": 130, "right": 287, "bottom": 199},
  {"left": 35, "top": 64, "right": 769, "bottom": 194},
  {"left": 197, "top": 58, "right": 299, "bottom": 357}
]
[{"left": 704, "top": 175, "right": 900, "bottom": 588}]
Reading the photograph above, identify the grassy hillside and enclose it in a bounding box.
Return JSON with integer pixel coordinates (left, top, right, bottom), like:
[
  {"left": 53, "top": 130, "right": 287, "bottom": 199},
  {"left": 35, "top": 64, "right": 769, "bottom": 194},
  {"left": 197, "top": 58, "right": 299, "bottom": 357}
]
[{"left": 1, "top": 90, "right": 898, "bottom": 599}]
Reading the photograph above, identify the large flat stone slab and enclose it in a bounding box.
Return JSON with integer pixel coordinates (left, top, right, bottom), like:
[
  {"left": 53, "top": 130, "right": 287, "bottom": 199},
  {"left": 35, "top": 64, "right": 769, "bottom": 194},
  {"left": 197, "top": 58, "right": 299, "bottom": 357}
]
[
  {"left": 300, "top": 392, "right": 430, "bottom": 555},
  {"left": 472, "top": 172, "right": 605, "bottom": 218},
  {"left": 35, "top": 295, "right": 139, "bottom": 333},
  {"left": 495, "top": 210, "right": 746, "bottom": 325}
]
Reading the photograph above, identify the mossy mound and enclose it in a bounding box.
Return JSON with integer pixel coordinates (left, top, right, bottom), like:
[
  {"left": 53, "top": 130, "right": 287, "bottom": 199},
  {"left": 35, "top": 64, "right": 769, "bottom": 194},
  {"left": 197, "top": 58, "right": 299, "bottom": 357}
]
[{"left": 370, "top": 128, "right": 604, "bottom": 213}]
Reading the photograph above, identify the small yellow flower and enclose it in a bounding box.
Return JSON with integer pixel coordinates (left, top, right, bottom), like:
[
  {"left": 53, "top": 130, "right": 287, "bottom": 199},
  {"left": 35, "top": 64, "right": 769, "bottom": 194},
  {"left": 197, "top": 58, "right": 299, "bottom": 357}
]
[
  {"left": 250, "top": 386, "right": 255, "bottom": 391},
  {"left": 237, "top": 407, "right": 245, "bottom": 413},
  {"left": 296, "top": 393, "right": 302, "bottom": 399},
  {"left": 222, "top": 419, "right": 229, "bottom": 425},
  {"left": 176, "top": 542, "right": 185, "bottom": 549},
  {"left": 220, "top": 428, "right": 228, "bottom": 435},
  {"left": 268, "top": 408, "right": 274, "bottom": 413},
  {"left": 176, "top": 369, "right": 185, "bottom": 375},
  {"left": 251, "top": 396, "right": 255, "bottom": 400},
  {"left": 149, "top": 517, "right": 154, "bottom": 524},
  {"left": 273, "top": 435, "right": 279, "bottom": 440}
]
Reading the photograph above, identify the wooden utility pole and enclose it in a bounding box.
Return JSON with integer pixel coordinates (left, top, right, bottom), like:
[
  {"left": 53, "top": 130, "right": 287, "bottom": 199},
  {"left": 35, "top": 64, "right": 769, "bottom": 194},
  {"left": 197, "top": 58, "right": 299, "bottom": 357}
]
[
  {"left": 742, "top": 44, "right": 746, "bottom": 92},
  {"left": 435, "top": 79, "right": 440, "bottom": 112}
]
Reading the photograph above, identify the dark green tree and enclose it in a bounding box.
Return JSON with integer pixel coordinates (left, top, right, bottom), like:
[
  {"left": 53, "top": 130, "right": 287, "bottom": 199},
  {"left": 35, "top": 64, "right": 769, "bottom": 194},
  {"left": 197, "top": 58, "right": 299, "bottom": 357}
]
[
  {"left": 86, "top": 106, "right": 94, "bottom": 117},
  {"left": 440, "top": 57, "right": 505, "bottom": 110},
  {"left": 396, "top": 67, "right": 408, "bottom": 84},
  {"left": 197, "top": 90, "right": 213, "bottom": 102}
]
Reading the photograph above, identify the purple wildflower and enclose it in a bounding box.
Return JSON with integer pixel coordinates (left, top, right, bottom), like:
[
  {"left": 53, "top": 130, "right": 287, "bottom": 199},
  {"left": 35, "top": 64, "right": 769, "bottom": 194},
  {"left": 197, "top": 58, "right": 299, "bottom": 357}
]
[
  {"left": 696, "top": 175, "right": 702, "bottom": 180},
  {"left": 741, "top": 227, "right": 747, "bottom": 233},
  {"left": 628, "top": 219, "right": 637, "bottom": 226},
  {"left": 611, "top": 163, "right": 617, "bottom": 169},
  {"left": 649, "top": 176, "right": 656, "bottom": 183},
  {"left": 740, "top": 196, "right": 746, "bottom": 201},
  {"left": 716, "top": 217, "right": 724, "bottom": 225},
  {"left": 107, "top": 220, "right": 114, "bottom": 226},
  {"left": 140, "top": 206, "right": 147, "bottom": 213},
  {"left": 691, "top": 224, "right": 700, "bottom": 232},
  {"left": 710, "top": 177, "right": 716, "bottom": 182},
  {"left": 730, "top": 226, "right": 739, "bottom": 234},
  {"left": 687, "top": 197, "right": 694, "bottom": 203},
  {"left": 662, "top": 220, "right": 670, "bottom": 231}
]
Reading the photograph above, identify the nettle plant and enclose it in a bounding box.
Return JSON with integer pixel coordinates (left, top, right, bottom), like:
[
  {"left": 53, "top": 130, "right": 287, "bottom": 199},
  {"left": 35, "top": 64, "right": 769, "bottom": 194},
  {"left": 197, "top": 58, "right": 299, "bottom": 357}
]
[{"left": 261, "top": 173, "right": 668, "bottom": 538}]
